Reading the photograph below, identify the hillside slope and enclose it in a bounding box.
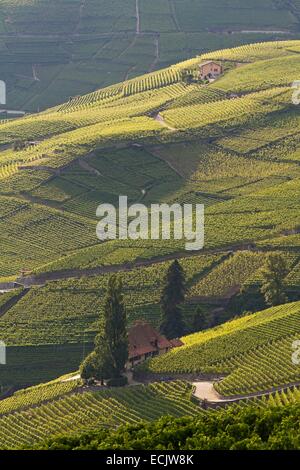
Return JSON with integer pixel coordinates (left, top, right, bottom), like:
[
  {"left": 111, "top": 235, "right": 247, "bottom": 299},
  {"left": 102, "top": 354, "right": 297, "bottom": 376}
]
[
  {"left": 1, "top": 0, "right": 300, "bottom": 111},
  {"left": 141, "top": 301, "right": 300, "bottom": 395},
  {"left": 0, "top": 378, "right": 202, "bottom": 449},
  {"left": 0, "top": 39, "right": 300, "bottom": 387},
  {"left": 30, "top": 403, "right": 300, "bottom": 450},
  {"left": 0, "top": 370, "right": 300, "bottom": 449},
  {"left": 0, "top": 40, "right": 300, "bottom": 277}
]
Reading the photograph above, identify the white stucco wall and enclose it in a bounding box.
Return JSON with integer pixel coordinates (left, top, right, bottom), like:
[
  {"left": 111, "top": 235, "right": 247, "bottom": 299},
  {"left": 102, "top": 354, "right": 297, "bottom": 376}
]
[
  {"left": 0, "top": 341, "right": 6, "bottom": 365},
  {"left": 0, "top": 80, "right": 6, "bottom": 105}
]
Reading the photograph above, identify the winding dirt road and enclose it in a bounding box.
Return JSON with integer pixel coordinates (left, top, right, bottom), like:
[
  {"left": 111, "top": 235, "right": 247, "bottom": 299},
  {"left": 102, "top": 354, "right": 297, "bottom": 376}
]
[
  {"left": 193, "top": 380, "right": 300, "bottom": 403},
  {"left": 136, "top": 0, "right": 140, "bottom": 35},
  {"left": 16, "top": 244, "right": 254, "bottom": 287}
]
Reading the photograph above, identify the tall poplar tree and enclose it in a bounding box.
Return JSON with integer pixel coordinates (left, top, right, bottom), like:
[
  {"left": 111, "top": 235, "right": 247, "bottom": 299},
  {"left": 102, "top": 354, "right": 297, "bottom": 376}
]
[
  {"left": 160, "top": 260, "right": 186, "bottom": 339},
  {"left": 80, "top": 275, "right": 128, "bottom": 380},
  {"left": 260, "top": 253, "right": 288, "bottom": 306},
  {"left": 101, "top": 274, "right": 128, "bottom": 376}
]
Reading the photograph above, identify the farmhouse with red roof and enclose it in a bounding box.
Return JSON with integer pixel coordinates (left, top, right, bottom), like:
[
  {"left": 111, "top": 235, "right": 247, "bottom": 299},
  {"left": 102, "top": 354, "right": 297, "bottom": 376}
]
[
  {"left": 199, "top": 61, "right": 223, "bottom": 80},
  {"left": 127, "top": 321, "right": 183, "bottom": 368}
]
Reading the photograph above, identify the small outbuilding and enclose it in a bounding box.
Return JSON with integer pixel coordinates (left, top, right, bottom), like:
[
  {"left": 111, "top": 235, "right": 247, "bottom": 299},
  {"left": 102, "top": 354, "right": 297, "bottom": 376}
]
[{"left": 199, "top": 61, "right": 223, "bottom": 80}]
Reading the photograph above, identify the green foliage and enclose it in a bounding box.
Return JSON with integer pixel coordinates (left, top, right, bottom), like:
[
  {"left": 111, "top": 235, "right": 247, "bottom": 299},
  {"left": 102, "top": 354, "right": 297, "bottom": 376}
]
[
  {"left": 142, "top": 302, "right": 300, "bottom": 395},
  {"left": 189, "top": 251, "right": 267, "bottom": 298},
  {"left": 0, "top": 343, "right": 93, "bottom": 389},
  {"left": 162, "top": 87, "right": 290, "bottom": 131},
  {"left": 0, "top": 374, "right": 82, "bottom": 415},
  {"left": 13, "top": 140, "right": 26, "bottom": 151},
  {"left": 2, "top": 1, "right": 298, "bottom": 111},
  {"left": 0, "top": 253, "right": 222, "bottom": 350},
  {"left": 80, "top": 350, "right": 113, "bottom": 382},
  {"left": 192, "top": 306, "right": 210, "bottom": 333},
  {"left": 102, "top": 275, "right": 128, "bottom": 377},
  {"left": 106, "top": 377, "right": 128, "bottom": 387},
  {"left": 180, "top": 70, "right": 194, "bottom": 85},
  {"left": 0, "top": 380, "right": 200, "bottom": 449},
  {"left": 31, "top": 403, "right": 300, "bottom": 450},
  {"left": 160, "top": 260, "right": 186, "bottom": 339},
  {"left": 81, "top": 275, "right": 128, "bottom": 380},
  {"left": 0, "top": 43, "right": 300, "bottom": 278},
  {"left": 1, "top": 38, "right": 300, "bottom": 412},
  {"left": 260, "top": 253, "right": 289, "bottom": 306}
]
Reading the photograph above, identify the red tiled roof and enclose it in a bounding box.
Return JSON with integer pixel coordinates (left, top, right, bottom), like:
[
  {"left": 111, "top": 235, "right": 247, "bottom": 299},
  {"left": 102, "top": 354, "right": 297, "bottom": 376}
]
[
  {"left": 199, "top": 60, "right": 221, "bottom": 67},
  {"left": 128, "top": 321, "right": 177, "bottom": 359},
  {"left": 169, "top": 338, "right": 184, "bottom": 348}
]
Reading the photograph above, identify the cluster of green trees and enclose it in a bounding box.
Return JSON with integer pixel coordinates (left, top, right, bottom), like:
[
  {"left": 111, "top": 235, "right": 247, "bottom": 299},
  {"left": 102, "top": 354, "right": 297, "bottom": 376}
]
[
  {"left": 80, "top": 261, "right": 191, "bottom": 383},
  {"left": 79, "top": 253, "right": 289, "bottom": 382},
  {"left": 160, "top": 254, "right": 290, "bottom": 341},
  {"left": 31, "top": 403, "right": 300, "bottom": 450}
]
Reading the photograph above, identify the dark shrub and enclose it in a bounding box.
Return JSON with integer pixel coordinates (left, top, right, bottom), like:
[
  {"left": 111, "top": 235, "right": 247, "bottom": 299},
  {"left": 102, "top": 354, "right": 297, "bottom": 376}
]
[{"left": 106, "top": 376, "right": 128, "bottom": 387}]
